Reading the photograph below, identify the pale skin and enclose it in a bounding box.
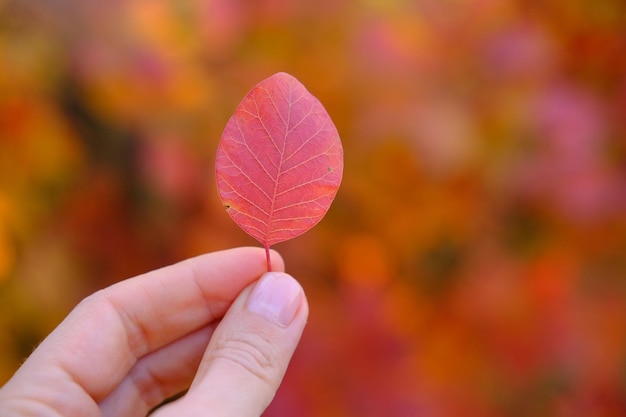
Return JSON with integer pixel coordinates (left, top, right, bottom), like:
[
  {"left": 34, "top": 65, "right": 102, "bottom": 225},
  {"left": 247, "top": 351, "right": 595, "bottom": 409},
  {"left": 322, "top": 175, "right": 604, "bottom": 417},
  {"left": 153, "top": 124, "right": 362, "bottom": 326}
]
[{"left": 0, "top": 247, "right": 308, "bottom": 416}]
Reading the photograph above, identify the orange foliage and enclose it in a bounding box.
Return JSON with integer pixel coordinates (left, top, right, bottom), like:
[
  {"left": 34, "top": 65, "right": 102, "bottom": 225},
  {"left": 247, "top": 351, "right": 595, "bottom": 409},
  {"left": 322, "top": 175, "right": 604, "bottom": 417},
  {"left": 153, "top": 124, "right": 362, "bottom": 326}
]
[{"left": 2, "top": 0, "right": 626, "bottom": 415}]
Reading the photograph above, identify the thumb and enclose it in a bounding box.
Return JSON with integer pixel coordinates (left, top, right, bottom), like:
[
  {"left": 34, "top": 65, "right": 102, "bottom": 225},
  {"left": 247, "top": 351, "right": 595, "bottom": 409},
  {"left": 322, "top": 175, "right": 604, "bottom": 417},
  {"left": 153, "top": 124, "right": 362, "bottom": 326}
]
[{"left": 154, "top": 272, "right": 308, "bottom": 417}]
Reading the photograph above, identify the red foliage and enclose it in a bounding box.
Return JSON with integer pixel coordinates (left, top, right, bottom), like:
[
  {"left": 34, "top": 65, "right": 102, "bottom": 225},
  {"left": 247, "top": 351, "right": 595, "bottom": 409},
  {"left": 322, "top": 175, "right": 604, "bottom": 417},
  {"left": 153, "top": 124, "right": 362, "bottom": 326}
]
[
  {"left": 216, "top": 73, "right": 343, "bottom": 269},
  {"left": 1, "top": 0, "right": 626, "bottom": 415}
]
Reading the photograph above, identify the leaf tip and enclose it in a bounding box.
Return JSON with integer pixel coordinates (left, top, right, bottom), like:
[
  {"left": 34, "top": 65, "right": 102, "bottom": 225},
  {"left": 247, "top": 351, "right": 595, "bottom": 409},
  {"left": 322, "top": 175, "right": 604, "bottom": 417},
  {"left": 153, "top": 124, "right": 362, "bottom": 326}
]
[{"left": 270, "top": 71, "right": 298, "bottom": 83}]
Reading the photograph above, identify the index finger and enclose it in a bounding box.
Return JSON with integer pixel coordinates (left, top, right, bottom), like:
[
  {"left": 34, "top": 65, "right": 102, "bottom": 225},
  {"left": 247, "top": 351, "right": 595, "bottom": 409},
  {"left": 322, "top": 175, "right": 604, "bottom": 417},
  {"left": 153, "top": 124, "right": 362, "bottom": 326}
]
[{"left": 24, "top": 247, "right": 284, "bottom": 402}]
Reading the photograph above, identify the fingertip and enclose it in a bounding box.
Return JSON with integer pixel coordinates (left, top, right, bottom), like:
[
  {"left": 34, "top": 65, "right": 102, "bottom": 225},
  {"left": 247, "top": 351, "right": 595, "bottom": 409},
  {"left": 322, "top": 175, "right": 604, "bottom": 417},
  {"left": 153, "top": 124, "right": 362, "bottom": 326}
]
[
  {"left": 228, "top": 246, "right": 284, "bottom": 273},
  {"left": 247, "top": 272, "right": 304, "bottom": 327},
  {"left": 267, "top": 249, "right": 285, "bottom": 273}
]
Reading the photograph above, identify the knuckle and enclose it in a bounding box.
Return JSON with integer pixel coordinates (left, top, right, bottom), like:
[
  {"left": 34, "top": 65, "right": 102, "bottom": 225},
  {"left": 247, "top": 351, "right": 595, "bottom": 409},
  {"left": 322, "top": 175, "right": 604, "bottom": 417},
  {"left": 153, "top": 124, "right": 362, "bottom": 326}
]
[
  {"left": 209, "top": 330, "right": 276, "bottom": 384},
  {"left": 128, "top": 364, "right": 167, "bottom": 410}
]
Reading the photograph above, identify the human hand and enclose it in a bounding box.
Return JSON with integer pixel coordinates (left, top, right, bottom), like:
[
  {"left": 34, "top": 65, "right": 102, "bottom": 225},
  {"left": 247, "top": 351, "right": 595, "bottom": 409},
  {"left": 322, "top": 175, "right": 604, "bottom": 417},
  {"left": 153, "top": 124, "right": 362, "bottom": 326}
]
[{"left": 0, "top": 247, "right": 308, "bottom": 416}]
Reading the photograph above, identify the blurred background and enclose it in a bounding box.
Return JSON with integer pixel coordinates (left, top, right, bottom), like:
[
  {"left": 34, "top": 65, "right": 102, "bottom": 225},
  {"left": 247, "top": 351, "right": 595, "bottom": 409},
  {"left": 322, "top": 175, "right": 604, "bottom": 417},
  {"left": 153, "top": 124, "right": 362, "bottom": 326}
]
[{"left": 1, "top": 0, "right": 626, "bottom": 415}]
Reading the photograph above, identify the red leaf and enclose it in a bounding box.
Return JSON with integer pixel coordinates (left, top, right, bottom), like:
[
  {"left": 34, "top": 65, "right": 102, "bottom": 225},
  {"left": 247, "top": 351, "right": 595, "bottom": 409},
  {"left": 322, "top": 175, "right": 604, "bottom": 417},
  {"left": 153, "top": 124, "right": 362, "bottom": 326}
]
[{"left": 215, "top": 72, "right": 344, "bottom": 270}]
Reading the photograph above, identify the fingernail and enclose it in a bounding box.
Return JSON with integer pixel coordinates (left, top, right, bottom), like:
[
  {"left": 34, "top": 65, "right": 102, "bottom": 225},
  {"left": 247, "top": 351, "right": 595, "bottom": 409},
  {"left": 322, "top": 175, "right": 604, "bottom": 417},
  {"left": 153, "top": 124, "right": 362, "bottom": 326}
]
[{"left": 247, "top": 272, "right": 303, "bottom": 327}]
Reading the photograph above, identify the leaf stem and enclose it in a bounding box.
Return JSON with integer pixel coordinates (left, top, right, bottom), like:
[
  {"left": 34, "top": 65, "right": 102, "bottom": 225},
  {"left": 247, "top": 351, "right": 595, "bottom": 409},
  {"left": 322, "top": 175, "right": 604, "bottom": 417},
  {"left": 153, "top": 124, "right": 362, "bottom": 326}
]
[{"left": 264, "top": 244, "right": 272, "bottom": 272}]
